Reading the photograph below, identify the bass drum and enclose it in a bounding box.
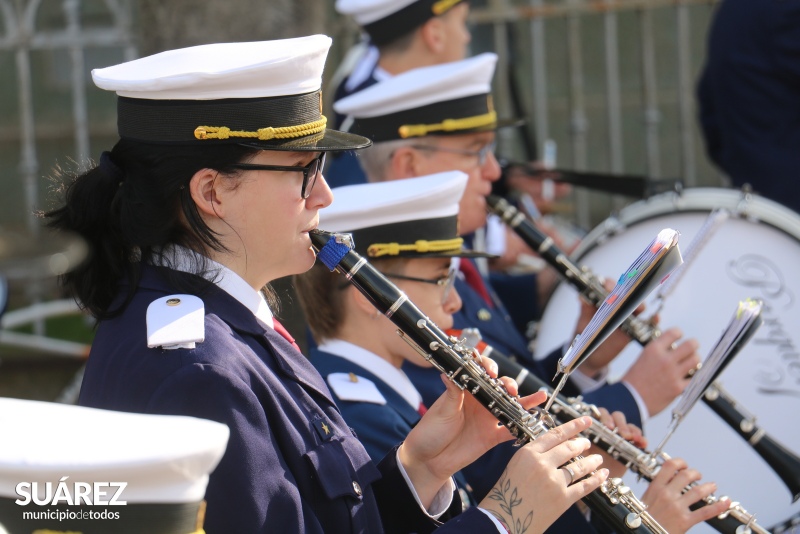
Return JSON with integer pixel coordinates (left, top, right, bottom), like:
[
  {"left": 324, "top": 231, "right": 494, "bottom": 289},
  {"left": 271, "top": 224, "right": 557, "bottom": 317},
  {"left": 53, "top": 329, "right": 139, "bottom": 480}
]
[{"left": 535, "top": 188, "right": 800, "bottom": 531}]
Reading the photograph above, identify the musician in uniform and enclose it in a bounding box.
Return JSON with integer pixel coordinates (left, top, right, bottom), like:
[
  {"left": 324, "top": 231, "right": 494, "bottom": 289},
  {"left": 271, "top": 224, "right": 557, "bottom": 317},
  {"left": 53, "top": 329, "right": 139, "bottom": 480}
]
[
  {"left": 328, "top": 0, "right": 471, "bottom": 187},
  {"left": 44, "top": 35, "right": 607, "bottom": 533},
  {"left": 333, "top": 52, "right": 702, "bottom": 424},
  {"left": 332, "top": 52, "right": 729, "bottom": 531},
  {"left": 293, "top": 174, "right": 730, "bottom": 533},
  {"left": 296, "top": 171, "right": 491, "bottom": 465},
  {"left": 293, "top": 171, "right": 674, "bottom": 531}
]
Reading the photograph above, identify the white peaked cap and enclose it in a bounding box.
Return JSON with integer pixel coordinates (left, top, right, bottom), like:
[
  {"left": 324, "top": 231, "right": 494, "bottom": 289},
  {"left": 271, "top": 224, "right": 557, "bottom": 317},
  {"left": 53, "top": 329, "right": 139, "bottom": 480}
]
[
  {"left": 335, "top": 0, "right": 419, "bottom": 25},
  {"left": 322, "top": 171, "right": 467, "bottom": 232},
  {"left": 334, "top": 53, "right": 497, "bottom": 118},
  {"left": 0, "top": 398, "right": 229, "bottom": 503},
  {"left": 92, "top": 35, "right": 332, "bottom": 100}
]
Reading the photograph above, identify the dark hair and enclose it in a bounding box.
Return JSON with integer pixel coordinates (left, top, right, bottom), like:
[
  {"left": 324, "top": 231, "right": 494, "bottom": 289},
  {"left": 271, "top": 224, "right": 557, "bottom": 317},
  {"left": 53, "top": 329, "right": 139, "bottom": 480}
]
[
  {"left": 294, "top": 257, "right": 408, "bottom": 343},
  {"left": 376, "top": 28, "right": 418, "bottom": 56},
  {"left": 376, "top": 1, "right": 468, "bottom": 56},
  {"left": 44, "top": 138, "right": 261, "bottom": 319}
]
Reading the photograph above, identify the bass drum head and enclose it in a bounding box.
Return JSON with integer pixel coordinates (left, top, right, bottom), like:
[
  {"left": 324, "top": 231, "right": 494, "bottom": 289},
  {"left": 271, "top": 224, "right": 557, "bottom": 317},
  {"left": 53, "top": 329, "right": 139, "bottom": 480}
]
[{"left": 535, "top": 188, "right": 800, "bottom": 530}]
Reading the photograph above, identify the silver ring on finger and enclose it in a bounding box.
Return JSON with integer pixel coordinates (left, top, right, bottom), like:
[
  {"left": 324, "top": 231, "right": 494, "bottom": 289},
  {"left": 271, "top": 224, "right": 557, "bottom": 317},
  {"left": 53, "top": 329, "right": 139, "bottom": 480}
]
[
  {"left": 562, "top": 465, "right": 575, "bottom": 486},
  {"left": 669, "top": 342, "right": 678, "bottom": 351}
]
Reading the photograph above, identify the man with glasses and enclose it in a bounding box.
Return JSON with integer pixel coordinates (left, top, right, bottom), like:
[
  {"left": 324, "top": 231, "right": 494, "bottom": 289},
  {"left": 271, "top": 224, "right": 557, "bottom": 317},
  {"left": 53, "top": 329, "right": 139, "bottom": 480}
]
[{"left": 333, "top": 53, "right": 704, "bottom": 530}]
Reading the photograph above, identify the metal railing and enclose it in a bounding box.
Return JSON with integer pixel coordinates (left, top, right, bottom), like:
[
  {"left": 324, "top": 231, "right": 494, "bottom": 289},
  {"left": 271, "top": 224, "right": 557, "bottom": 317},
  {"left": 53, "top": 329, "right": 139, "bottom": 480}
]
[
  {"left": 1, "top": 0, "right": 133, "bottom": 358},
  {"left": 472, "top": 0, "right": 722, "bottom": 227}
]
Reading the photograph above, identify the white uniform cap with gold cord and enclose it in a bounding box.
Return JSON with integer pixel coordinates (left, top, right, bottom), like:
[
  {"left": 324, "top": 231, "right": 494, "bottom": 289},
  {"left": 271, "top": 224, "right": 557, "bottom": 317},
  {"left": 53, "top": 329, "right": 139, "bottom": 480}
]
[
  {"left": 0, "top": 397, "right": 229, "bottom": 534},
  {"left": 335, "top": 0, "right": 467, "bottom": 46},
  {"left": 333, "top": 52, "right": 519, "bottom": 142},
  {"left": 320, "top": 171, "right": 494, "bottom": 259},
  {"left": 90, "top": 35, "right": 371, "bottom": 152}
]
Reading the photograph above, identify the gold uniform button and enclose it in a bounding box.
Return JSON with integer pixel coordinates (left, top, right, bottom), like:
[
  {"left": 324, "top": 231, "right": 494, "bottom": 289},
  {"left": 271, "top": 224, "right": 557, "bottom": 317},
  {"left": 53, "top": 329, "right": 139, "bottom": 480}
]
[
  {"left": 352, "top": 481, "right": 362, "bottom": 496},
  {"left": 477, "top": 308, "right": 492, "bottom": 321}
]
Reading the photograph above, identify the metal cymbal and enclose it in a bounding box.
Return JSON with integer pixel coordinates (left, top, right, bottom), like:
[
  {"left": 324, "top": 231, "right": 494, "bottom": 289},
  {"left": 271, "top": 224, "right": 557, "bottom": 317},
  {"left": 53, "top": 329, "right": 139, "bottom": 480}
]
[{"left": 0, "top": 228, "right": 88, "bottom": 280}]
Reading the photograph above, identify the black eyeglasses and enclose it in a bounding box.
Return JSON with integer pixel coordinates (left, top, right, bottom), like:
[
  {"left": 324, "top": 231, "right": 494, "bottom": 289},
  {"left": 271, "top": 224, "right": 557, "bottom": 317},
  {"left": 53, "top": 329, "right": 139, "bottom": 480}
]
[
  {"left": 385, "top": 267, "right": 457, "bottom": 304},
  {"left": 230, "top": 151, "right": 326, "bottom": 199},
  {"left": 409, "top": 141, "right": 497, "bottom": 167}
]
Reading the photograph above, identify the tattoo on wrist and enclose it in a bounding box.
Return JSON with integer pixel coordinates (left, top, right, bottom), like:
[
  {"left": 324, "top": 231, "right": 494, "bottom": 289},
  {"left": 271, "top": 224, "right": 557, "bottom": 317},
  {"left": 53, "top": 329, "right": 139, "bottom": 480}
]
[{"left": 487, "top": 469, "right": 533, "bottom": 533}]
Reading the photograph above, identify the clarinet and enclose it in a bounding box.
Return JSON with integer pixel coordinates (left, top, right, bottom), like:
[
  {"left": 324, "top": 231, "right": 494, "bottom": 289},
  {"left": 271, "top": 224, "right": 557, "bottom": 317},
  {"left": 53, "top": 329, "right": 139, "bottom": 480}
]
[
  {"left": 461, "top": 330, "right": 768, "bottom": 534},
  {"left": 310, "top": 229, "right": 668, "bottom": 534},
  {"left": 488, "top": 194, "right": 657, "bottom": 342},
  {"left": 771, "top": 511, "right": 800, "bottom": 534},
  {"left": 488, "top": 194, "right": 800, "bottom": 503}
]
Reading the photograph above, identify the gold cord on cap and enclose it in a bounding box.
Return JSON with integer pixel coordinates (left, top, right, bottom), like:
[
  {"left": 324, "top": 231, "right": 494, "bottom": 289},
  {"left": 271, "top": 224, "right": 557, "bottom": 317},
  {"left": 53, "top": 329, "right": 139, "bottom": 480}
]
[
  {"left": 432, "top": 0, "right": 463, "bottom": 15},
  {"left": 194, "top": 117, "right": 327, "bottom": 141},
  {"left": 397, "top": 111, "right": 497, "bottom": 139},
  {"left": 367, "top": 238, "right": 464, "bottom": 257}
]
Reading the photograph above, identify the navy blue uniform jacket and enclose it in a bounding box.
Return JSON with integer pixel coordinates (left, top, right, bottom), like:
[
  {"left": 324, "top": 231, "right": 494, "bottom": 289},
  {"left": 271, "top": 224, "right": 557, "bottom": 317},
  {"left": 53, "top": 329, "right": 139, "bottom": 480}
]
[
  {"left": 698, "top": 0, "right": 800, "bottom": 214},
  {"left": 310, "top": 348, "right": 422, "bottom": 464},
  {"left": 79, "top": 264, "right": 494, "bottom": 533},
  {"left": 310, "top": 348, "right": 477, "bottom": 508},
  {"left": 325, "top": 65, "right": 379, "bottom": 188}
]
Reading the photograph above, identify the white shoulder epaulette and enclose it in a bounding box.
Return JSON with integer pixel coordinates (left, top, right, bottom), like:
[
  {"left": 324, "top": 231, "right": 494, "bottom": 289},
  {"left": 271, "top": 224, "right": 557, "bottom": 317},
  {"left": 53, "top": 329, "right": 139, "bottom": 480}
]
[
  {"left": 146, "top": 294, "right": 205, "bottom": 350},
  {"left": 326, "top": 373, "right": 386, "bottom": 405}
]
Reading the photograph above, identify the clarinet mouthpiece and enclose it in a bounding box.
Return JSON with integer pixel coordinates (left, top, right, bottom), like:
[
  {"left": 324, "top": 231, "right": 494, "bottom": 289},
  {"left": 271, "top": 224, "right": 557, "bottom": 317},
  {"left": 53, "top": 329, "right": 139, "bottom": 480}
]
[{"left": 310, "top": 229, "right": 355, "bottom": 271}]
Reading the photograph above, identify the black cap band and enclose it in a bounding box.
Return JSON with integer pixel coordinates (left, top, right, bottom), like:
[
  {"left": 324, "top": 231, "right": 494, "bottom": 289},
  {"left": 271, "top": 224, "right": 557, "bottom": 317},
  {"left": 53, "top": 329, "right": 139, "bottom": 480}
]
[
  {"left": 350, "top": 94, "right": 493, "bottom": 142},
  {"left": 117, "top": 90, "right": 322, "bottom": 145},
  {"left": 363, "top": 0, "right": 466, "bottom": 47}
]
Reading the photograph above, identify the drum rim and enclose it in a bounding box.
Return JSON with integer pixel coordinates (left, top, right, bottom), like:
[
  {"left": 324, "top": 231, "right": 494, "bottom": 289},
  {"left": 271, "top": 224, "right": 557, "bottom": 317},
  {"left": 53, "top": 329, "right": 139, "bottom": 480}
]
[{"left": 571, "top": 188, "right": 800, "bottom": 261}]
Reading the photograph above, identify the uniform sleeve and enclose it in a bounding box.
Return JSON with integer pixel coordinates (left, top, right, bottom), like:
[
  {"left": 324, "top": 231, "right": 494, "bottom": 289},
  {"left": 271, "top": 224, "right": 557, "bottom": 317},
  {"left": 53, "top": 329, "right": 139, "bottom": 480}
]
[
  {"left": 145, "top": 363, "right": 302, "bottom": 534},
  {"left": 372, "top": 446, "right": 498, "bottom": 534},
  {"left": 768, "top": 1, "right": 800, "bottom": 82},
  {"left": 337, "top": 402, "right": 414, "bottom": 464},
  {"left": 438, "top": 508, "right": 504, "bottom": 532},
  {"left": 488, "top": 272, "right": 540, "bottom": 334},
  {"left": 583, "top": 382, "right": 643, "bottom": 429}
]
